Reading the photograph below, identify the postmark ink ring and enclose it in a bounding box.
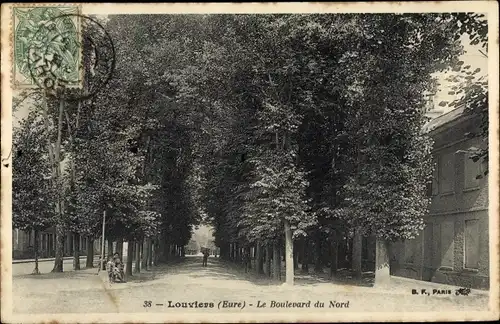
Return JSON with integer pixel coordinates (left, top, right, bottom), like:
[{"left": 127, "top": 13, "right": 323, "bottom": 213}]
[{"left": 22, "top": 11, "right": 115, "bottom": 101}]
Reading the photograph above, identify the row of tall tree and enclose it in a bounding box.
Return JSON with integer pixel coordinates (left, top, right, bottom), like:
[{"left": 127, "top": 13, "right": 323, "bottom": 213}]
[{"left": 13, "top": 13, "right": 487, "bottom": 284}]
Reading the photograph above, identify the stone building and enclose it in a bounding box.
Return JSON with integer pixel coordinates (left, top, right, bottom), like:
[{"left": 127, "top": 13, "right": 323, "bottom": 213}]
[
  {"left": 12, "top": 228, "right": 101, "bottom": 260},
  {"left": 389, "top": 107, "right": 489, "bottom": 289}
]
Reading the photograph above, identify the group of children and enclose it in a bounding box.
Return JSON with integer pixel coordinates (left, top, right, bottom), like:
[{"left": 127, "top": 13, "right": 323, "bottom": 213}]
[{"left": 98, "top": 252, "right": 125, "bottom": 282}]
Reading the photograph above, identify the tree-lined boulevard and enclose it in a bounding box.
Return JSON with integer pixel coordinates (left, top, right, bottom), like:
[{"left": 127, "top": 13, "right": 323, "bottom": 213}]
[{"left": 13, "top": 13, "right": 487, "bottom": 289}]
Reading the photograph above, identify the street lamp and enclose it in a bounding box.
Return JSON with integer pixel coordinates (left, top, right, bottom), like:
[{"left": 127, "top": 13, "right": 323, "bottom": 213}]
[{"left": 100, "top": 210, "right": 106, "bottom": 271}]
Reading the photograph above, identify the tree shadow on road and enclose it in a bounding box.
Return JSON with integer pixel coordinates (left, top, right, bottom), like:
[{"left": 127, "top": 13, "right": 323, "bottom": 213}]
[
  {"left": 16, "top": 270, "right": 98, "bottom": 280},
  {"left": 117, "top": 258, "right": 193, "bottom": 284},
  {"left": 125, "top": 269, "right": 159, "bottom": 283},
  {"left": 14, "top": 256, "right": 374, "bottom": 290},
  {"left": 166, "top": 257, "right": 280, "bottom": 286},
  {"left": 176, "top": 256, "right": 377, "bottom": 288},
  {"left": 294, "top": 269, "right": 375, "bottom": 288},
  {"left": 167, "top": 256, "right": 375, "bottom": 288}
]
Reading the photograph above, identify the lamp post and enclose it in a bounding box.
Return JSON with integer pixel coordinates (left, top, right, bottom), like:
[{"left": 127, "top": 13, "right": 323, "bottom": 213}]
[{"left": 100, "top": 210, "right": 106, "bottom": 270}]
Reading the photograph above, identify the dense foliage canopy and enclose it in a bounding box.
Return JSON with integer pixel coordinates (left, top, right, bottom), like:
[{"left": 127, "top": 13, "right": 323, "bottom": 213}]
[{"left": 13, "top": 13, "right": 486, "bottom": 280}]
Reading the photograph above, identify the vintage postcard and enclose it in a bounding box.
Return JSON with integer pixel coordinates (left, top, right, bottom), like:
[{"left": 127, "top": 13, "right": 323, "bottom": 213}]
[{"left": 1, "top": 2, "right": 499, "bottom": 323}]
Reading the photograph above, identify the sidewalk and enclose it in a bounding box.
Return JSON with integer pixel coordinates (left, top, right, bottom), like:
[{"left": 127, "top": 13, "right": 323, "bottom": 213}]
[
  {"left": 218, "top": 258, "right": 490, "bottom": 298},
  {"left": 13, "top": 255, "right": 95, "bottom": 264},
  {"left": 390, "top": 275, "right": 490, "bottom": 296}
]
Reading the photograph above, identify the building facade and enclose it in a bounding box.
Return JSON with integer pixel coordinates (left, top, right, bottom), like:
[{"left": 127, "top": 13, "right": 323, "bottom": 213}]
[
  {"left": 12, "top": 227, "right": 101, "bottom": 260},
  {"left": 390, "top": 107, "right": 489, "bottom": 289}
]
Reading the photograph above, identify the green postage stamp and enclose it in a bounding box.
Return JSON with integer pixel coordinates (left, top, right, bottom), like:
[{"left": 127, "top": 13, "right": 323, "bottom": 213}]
[{"left": 12, "top": 5, "right": 82, "bottom": 89}]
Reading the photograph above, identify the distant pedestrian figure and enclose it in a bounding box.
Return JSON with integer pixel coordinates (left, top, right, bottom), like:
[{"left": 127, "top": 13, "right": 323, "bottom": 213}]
[
  {"left": 202, "top": 249, "right": 209, "bottom": 267},
  {"left": 243, "top": 249, "right": 251, "bottom": 273}
]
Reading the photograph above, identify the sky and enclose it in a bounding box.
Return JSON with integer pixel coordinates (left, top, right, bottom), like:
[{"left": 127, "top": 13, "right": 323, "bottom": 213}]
[
  {"left": 429, "top": 33, "right": 488, "bottom": 117},
  {"left": 191, "top": 225, "right": 215, "bottom": 248}
]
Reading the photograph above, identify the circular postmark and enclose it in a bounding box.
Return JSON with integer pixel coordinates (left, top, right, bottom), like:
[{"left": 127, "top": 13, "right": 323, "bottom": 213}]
[{"left": 22, "top": 12, "right": 115, "bottom": 101}]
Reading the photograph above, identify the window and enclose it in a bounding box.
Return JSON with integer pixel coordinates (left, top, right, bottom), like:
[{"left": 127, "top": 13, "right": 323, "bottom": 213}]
[
  {"left": 464, "top": 154, "right": 482, "bottom": 190},
  {"left": 440, "top": 153, "right": 454, "bottom": 194},
  {"left": 48, "top": 234, "right": 53, "bottom": 254},
  {"left": 427, "top": 157, "right": 439, "bottom": 196},
  {"left": 423, "top": 224, "right": 434, "bottom": 267},
  {"left": 404, "top": 239, "right": 417, "bottom": 264},
  {"left": 41, "top": 234, "right": 46, "bottom": 251},
  {"left": 440, "top": 221, "right": 454, "bottom": 268},
  {"left": 362, "top": 237, "right": 368, "bottom": 260},
  {"left": 464, "top": 219, "right": 480, "bottom": 269},
  {"left": 27, "top": 230, "right": 32, "bottom": 247}
]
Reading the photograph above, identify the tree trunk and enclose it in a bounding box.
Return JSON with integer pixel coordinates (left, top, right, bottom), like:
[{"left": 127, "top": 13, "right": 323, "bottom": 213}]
[
  {"left": 234, "top": 242, "right": 241, "bottom": 263},
  {"left": 135, "top": 241, "right": 141, "bottom": 273},
  {"left": 73, "top": 232, "right": 80, "bottom": 270},
  {"left": 293, "top": 240, "right": 299, "bottom": 270},
  {"left": 157, "top": 235, "right": 166, "bottom": 263},
  {"left": 301, "top": 239, "right": 309, "bottom": 274},
  {"left": 161, "top": 240, "right": 167, "bottom": 262},
  {"left": 154, "top": 237, "right": 161, "bottom": 265},
  {"left": 375, "top": 238, "right": 391, "bottom": 287},
  {"left": 330, "top": 230, "right": 339, "bottom": 278},
  {"left": 315, "top": 234, "right": 322, "bottom": 274},
  {"left": 51, "top": 225, "right": 64, "bottom": 272},
  {"left": 151, "top": 239, "right": 156, "bottom": 266},
  {"left": 126, "top": 241, "right": 134, "bottom": 278},
  {"left": 49, "top": 98, "right": 65, "bottom": 273},
  {"left": 352, "top": 229, "right": 363, "bottom": 278},
  {"left": 143, "top": 238, "right": 150, "bottom": 270},
  {"left": 265, "top": 244, "right": 272, "bottom": 277},
  {"left": 284, "top": 220, "right": 294, "bottom": 285},
  {"left": 221, "top": 243, "right": 226, "bottom": 260},
  {"left": 101, "top": 238, "right": 107, "bottom": 270},
  {"left": 225, "top": 243, "right": 230, "bottom": 260},
  {"left": 272, "top": 241, "right": 281, "bottom": 281},
  {"left": 107, "top": 240, "right": 113, "bottom": 259},
  {"left": 33, "top": 230, "right": 40, "bottom": 274},
  {"left": 52, "top": 232, "right": 57, "bottom": 258},
  {"left": 86, "top": 237, "right": 94, "bottom": 268},
  {"left": 148, "top": 239, "right": 153, "bottom": 267},
  {"left": 116, "top": 237, "right": 124, "bottom": 259},
  {"left": 69, "top": 232, "right": 74, "bottom": 257},
  {"left": 62, "top": 234, "right": 67, "bottom": 257},
  {"left": 256, "top": 243, "right": 263, "bottom": 274}
]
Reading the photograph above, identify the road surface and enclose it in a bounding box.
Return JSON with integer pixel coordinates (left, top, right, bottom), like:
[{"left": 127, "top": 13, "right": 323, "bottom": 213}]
[{"left": 11, "top": 256, "right": 489, "bottom": 314}]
